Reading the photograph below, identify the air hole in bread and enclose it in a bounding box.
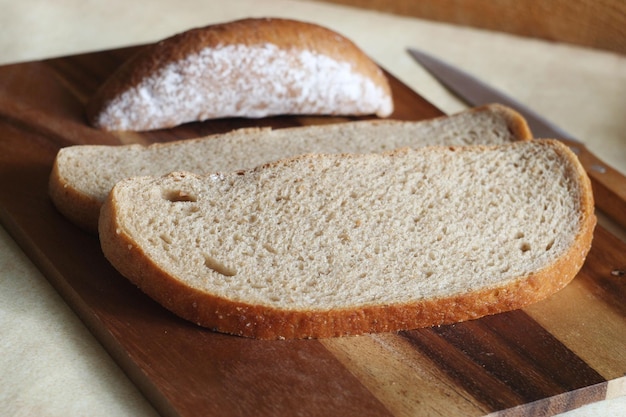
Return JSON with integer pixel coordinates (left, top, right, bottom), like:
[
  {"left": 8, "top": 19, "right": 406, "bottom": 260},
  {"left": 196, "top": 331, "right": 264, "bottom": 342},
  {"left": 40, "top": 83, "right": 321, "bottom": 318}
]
[
  {"left": 203, "top": 254, "right": 237, "bottom": 277},
  {"left": 263, "top": 243, "right": 278, "bottom": 254},
  {"left": 545, "top": 239, "right": 555, "bottom": 251},
  {"left": 163, "top": 189, "right": 197, "bottom": 203},
  {"left": 520, "top": 242, "right": 531, "bottom": 253},
  {"left": 338, "top": 232, "right": 350, "bottom": 243}
]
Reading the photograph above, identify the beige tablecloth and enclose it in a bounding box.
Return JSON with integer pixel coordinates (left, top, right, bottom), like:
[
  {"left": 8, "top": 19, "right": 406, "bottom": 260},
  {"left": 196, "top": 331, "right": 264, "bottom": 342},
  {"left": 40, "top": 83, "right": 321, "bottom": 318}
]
[{"left": 1, "top": 1, "right": 624, "bottom": 415}]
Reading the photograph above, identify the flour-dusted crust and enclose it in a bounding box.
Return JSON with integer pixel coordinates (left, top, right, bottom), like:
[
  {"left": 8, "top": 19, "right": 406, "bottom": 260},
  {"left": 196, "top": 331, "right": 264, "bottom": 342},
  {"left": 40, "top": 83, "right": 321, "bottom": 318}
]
[
  {"left": 98, "top": 140, "right": 595, "bottom": 339},
  {"left": 86, "top": 17, "right": 393, "bottom": 131},
  {"left": 51, "top": 104, "right": 532, "bottom": 233}
]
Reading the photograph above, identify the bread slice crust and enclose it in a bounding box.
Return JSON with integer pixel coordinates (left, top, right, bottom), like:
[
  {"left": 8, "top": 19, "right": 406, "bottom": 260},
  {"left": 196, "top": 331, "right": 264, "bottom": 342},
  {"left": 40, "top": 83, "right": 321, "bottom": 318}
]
[
  {"left": 99, "top": 140, "right": 595, "bottom": 339},
  {"left": 86, "top": 17, "right": 393, "bottom": 131},
  {"left": 50, "top": 104, "right": 532, "bottom": 233}
]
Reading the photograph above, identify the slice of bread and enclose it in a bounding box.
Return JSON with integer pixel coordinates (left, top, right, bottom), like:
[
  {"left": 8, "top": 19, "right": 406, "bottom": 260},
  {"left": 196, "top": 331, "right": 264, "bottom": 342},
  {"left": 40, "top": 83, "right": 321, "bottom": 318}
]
[
  {"left": 86, "top": 17, "right": 393, "bottom": 131},
  {"left": 99, "top": 139, "right": 595, "bottom": 339},
  {"left": 50, "top": 104, "right": 532, "bottom": 233}
]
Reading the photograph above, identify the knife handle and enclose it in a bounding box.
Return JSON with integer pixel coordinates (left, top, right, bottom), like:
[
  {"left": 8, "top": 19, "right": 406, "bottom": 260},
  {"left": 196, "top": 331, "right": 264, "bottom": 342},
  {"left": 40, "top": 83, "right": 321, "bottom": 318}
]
[{"left": 566, "top": 140, "right": 626, "bottom": 230}]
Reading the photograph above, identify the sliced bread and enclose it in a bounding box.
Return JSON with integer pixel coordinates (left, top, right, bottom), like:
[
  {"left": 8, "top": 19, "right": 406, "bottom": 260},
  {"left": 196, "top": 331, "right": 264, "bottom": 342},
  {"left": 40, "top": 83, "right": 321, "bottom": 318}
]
[
  {"left": 86, "top": 17, "right": 393, "bottom": 131},
  {"left": 49, "top": 104, "right": 532, "bottom": 233},
  {"left": 98, "top": 139, "right": 595, "bottom": 339}
]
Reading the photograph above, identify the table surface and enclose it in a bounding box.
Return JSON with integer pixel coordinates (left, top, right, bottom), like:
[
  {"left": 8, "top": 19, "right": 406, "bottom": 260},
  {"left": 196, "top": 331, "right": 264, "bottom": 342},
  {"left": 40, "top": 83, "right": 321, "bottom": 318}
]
[{"left": 1, "top": 1, "right": 624, "bottom": 416}]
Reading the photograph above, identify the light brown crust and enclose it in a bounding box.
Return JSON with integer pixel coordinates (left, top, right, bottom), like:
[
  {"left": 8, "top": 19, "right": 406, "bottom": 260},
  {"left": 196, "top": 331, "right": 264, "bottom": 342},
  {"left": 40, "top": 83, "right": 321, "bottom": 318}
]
[
  {"left": 98, "top": 140, "right": 596, "bottom": 339},
  {"left": 480, "top": 103, "right": 534, "bottom": 140},
  {"left": 48, "top": 157, "right": 102, "bottom": 233},
  {"left": 86, "top": 17, "right": 392, "bottom": 130}
]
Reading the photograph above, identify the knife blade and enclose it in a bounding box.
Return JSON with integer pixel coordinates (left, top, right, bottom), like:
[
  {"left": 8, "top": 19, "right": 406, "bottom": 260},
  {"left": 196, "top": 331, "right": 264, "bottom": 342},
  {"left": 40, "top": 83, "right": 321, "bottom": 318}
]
[
  {"left": 407, "top": 47, "right": 580, "bottom": 143},
  {"left": 406, "top": 47, "right": 626, "bottom": 230}
]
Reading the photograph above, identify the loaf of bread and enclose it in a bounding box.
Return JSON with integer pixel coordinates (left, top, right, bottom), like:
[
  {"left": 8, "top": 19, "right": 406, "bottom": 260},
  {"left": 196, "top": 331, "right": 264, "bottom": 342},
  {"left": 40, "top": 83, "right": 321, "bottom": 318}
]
[
  {"left": 99, "top": 139, "right": 595, "bottom": 339},
  {"left": 86, "top": 17, "right": 393, "bottom": 131},
  {"left": 50, "top": 104, "right": 531, "bottom": 233}
]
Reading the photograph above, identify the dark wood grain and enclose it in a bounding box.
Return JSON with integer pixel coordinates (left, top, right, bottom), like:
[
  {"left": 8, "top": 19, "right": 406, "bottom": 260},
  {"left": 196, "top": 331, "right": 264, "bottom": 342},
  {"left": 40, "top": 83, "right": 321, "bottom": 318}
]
[
  {"left": 402, "top": 311, "right": 605, "bottom": 410},
  {"left": 0, "top": 45, "right": 624, "bottom": 417}
]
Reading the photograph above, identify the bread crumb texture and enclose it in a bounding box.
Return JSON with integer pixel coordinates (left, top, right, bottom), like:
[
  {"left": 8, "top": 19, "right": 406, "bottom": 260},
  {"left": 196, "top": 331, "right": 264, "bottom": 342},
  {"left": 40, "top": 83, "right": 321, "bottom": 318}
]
[
  {"left": 102, "top": 140, "right": 594, "bottom": 339},
  {"left": 53, "top": 104, "right": 531, "bottom": 233}
]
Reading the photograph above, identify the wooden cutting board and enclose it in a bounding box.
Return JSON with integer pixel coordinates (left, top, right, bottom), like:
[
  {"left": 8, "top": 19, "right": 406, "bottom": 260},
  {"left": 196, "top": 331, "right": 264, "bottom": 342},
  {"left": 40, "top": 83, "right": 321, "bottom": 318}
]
[{"left": 0, "top": 45, "right": 624, "bottom": 417}]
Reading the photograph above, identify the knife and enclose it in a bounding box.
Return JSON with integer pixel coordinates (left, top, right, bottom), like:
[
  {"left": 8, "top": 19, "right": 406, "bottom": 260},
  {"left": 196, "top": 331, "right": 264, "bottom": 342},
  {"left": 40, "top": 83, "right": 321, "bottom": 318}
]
[{"left": 407, "top": 47, "right": 626, "bottom": 230}]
